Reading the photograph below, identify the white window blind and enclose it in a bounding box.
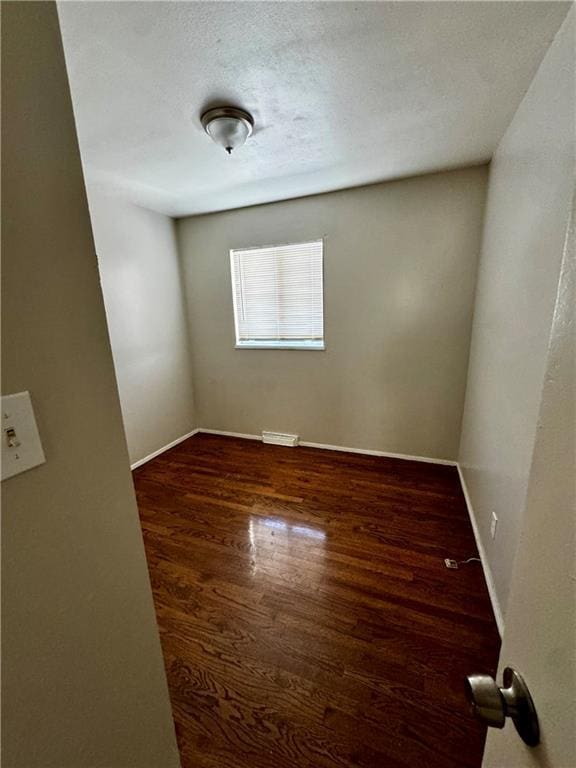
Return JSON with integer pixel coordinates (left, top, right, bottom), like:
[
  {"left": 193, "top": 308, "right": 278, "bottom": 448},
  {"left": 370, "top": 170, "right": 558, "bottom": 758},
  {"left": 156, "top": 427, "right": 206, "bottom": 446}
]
[{"left": 230, "top": 239, "right": 324, "bottom": 349}]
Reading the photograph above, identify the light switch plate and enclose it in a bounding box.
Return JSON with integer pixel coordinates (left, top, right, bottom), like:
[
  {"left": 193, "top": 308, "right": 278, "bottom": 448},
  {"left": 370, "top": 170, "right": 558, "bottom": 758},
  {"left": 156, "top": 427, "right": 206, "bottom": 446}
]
[{"left": 2, "top": 392, "right": 46, "bottom": 481}]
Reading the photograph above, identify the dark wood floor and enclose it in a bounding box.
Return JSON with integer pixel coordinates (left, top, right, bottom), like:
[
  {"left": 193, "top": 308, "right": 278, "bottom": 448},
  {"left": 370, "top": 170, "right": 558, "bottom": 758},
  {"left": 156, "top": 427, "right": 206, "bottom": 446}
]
[{"left": 134, "top": 433, "right": 500, "bottom": 768}]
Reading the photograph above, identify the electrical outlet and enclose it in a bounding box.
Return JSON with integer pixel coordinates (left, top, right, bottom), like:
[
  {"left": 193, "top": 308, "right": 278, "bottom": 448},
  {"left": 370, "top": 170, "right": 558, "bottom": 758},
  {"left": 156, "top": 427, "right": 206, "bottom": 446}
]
[{"left": 490, "top": 511, "right": 498, "bottom": 539}]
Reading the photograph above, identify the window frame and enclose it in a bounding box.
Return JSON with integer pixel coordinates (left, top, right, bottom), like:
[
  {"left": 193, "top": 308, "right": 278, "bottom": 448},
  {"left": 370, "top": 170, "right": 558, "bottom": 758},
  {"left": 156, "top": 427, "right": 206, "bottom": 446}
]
[{"left": 230, "top": 238, "right": 326, "bottom": 351}]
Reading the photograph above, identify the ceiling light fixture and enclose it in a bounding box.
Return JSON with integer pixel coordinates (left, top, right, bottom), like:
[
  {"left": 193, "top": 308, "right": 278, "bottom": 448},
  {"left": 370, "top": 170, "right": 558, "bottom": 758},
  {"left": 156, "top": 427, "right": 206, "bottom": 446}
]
[{"left": 201, "top": 106, "right": 254, "bottom": 155}]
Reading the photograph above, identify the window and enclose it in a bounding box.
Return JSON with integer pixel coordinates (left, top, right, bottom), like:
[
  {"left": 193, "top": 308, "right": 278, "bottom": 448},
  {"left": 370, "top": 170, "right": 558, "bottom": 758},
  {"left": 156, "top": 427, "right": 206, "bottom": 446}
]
[{"left": 230, "top": 239, "right": 324, "bottom": 350}]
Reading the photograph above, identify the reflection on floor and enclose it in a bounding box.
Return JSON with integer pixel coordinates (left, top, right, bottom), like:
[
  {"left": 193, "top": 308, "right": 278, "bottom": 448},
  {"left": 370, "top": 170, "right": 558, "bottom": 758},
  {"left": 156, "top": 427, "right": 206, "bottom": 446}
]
[{"left": 134, "top": 433, "right": 500, "bottom": 768}]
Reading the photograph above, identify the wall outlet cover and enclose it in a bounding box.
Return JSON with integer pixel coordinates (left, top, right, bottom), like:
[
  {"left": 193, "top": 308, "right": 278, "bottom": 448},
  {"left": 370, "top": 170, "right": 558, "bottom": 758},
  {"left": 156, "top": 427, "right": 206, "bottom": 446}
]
[{"left": 490, "top": 511, "right": 499, "bottom": 539}]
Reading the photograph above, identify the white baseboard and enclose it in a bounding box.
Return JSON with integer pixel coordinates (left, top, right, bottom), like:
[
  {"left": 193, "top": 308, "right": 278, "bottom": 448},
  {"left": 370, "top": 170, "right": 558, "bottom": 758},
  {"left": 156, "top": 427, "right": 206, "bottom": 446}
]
[
  {"left": 457, "top": 464, "right": 504, "bottom": 637},
  {"left": 130, "top": 428, "right": 199, "bottom": 470},
  {"left": 195, "top": 428, "right": 456, "bottom": 466},
  {"left": 299, "top": 439, "right": 457, "bottom": 466},
  {"left": 198, "top": 428, "right": 261, "bottom": 441}
]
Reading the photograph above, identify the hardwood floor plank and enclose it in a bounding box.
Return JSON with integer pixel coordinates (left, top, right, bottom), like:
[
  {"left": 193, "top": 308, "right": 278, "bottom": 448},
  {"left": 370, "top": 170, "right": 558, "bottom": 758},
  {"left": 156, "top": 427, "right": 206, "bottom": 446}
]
[{"left": 134, "top": 433, "right": 500, "bottom": 768}]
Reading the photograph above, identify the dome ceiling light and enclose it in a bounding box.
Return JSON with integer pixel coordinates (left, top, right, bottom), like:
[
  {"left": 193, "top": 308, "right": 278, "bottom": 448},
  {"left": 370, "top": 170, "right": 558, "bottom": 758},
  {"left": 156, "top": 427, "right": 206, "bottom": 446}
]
[{"left": 201, "top": 106, "right": 254, "bottom": 155}]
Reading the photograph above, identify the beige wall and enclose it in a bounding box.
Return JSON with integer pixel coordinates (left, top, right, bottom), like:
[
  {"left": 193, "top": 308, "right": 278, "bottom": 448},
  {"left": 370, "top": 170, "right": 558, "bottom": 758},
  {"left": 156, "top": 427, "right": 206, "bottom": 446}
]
[
  {"left": 1, "top": 4, "right": 180, "bottom": 767},
  {"left": 178, "top": 166, "right": 487, "bottom": 460},
  {"left": 88, "top": 190, "right": 195, "bottom": 465},
  {"left": 459, "top": 8, "right": 575, "bottom": 625}
]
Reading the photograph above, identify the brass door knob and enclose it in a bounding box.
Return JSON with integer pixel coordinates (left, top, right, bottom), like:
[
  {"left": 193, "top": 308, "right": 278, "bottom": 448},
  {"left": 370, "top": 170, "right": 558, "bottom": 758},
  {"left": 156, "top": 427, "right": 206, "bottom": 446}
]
[{"left": 465, "top": 667, "right": 539, "bottom": 747}]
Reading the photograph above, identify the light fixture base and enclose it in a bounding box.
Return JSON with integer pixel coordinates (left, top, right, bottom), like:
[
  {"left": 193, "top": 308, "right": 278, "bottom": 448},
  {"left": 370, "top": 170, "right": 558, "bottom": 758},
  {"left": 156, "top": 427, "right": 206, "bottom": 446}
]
[{"left": 200, "top": 106, "right": 254, "bottom": 154}]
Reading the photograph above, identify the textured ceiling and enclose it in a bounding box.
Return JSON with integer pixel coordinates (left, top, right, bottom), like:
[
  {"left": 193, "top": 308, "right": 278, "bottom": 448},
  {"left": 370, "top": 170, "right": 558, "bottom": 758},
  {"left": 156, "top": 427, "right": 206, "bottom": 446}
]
[{"left": 58, "top": 1, "right": 569, "bottom": 217}]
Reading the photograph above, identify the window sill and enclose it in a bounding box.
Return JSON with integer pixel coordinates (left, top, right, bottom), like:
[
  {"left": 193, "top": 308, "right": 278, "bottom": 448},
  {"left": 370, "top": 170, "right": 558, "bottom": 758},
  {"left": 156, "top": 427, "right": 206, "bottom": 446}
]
[{"left": 235, "top": 341, "right": 325, "bottom": 351}]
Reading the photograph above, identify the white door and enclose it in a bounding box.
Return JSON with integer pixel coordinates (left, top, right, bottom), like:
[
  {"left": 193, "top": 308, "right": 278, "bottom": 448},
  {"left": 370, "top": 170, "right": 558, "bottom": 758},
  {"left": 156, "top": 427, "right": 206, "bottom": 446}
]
[{"left": 482, "top": 195, "right": 575, "bottom": 767}]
